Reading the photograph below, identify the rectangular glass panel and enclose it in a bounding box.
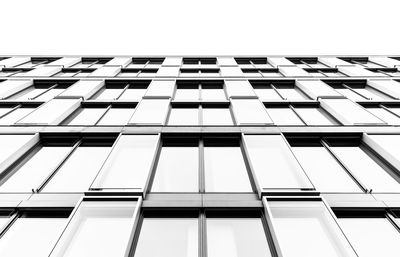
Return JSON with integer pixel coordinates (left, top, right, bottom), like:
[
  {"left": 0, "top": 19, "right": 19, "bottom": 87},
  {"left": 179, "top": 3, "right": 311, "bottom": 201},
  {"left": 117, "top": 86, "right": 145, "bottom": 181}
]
[
  {"left": 174, "top": 88, "right": 199, "bottom": 100},
  {"left": 294, "top": 108, "right": 338, "bottom": 125},
  {"left": 152, "top": 146, "right": 198, "bottom": 192},
  {"left": 92, "top": 135, "right": 159, "bottom": 189},
  {"left": 353, "top": 87, "right": 390, "bottom": 100},
  {"left": 202, "top": 108, "right": 233, "bottom": 125},
  {"left": 0, "top": 134, "right": 37, "bottom": 166},
  {"left": 67, "top": 108, "right": 106, "bottom": 126},
  {"left": 339, "top": 218, "right": 400, "bottom": 257},
  {"left": 207, "top": 218, "right": 272, "bottom": 257},
  {"left": 244, "top": 135, "right": 313, "bottom": 189},
  {"left": 254, "top": 88, "right": 282, "bottom": 101},
  {"left": 34, "top": 88, "right": 65, "bottom": 101},
  {"left": 204, "top": 146, "right": 252, "bottom": 192},
  {"left": 336, "top": 89, "right": 366, "bottom": 101},
  {"left": 42, "top": 146, "right": 111, "bottom": 192},
  {"left": 225, "top": 80, "right": 256, "bottom": 97},
  {"left": 269, "top": 201, "right": 357, "bottom": 257},
  {"left": 134, "top": 218, "right": 198, "bottom": 257},
  {"left": 331, "top": 146, "right": 400, "bottom": 192},
  {"left": 276, "top": 87, "right": 308, "bottom": 100},
  {"left": 0, "top": 108, "right": 14, "bottom": 117},
  {"left": 129, "top": 99, "right": 170, "bottom": 125},
  {"left": 97, "top": 108, "right": 135, "bottom": 126},
  {"left": 291, "top": 147, "right": 362, "bottom": 192},
  {"left": 118, "top": 88, "right": 147, "bottom": 101},
  {"left": 201, "top": 88, "right": 226, "bottom": 100},
  {"left": 0, "top": 217, "right": 66, "bottom": 257},
  {"left": 265, "top": 108, "right": 304, "bottom": 125},
  {"left": 0, "top": 108, "right": 35, "bottom": 125},
  {"left": 168, "top": 108, "right": 199, "bottom": 126},
  {"left": 231, "top": 99, "right": 273, "bottom": 125},
  {"left": 0, "top": 146, "right": 71, "bottom": 192},
  {"left": 367, "top": 108, "right": 400, "bottom": 125},
  {"left": 93, "top": 88, "right": 123, "bottom": 100},
  {"left": 50, "top": 201, "right": 137, "bottom": 257},
  {"left": 9, "top": 87, "right": 47, "bottom": 100}
]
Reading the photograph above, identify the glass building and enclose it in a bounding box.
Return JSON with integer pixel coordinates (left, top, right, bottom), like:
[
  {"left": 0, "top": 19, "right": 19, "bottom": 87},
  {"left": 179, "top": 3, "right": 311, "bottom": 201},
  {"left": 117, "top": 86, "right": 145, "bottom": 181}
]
[{"left": 0, "top": 55, "right": 399, "bottom": 256}]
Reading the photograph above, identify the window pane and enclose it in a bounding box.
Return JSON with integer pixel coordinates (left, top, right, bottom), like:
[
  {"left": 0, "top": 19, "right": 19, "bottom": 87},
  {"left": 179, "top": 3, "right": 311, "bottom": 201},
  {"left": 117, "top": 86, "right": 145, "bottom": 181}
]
[
  {"left": 339, "top": 218, "right": 400, "bottom": 257},
  {"left": 93, "top": 88, "right": 123, "bottom": 100},
  {"left": 225, "top": 80, "right": 256, "bottom": 97},
  {"left": 134, "top": 218, "right": 198, "bottom": 257},
  {"left": 295, "top": 108, "right": 338, "bottom": 125},
  {"left": 0, "top": 134, "right": 37, "bottom": 166},
  {"left": 276, "top": 87, "right": 308, "bottom": 100},
  {"left": 97, "top": 108, "right": 135, "bottom": 126},
  {"left": 9, "top": 87, "right": 47, "bottom": 100},
  {"left": 0, "top": 217, "right": 66, "bottom": 257},
  {"left": 364, "top": 135, "right": 400, "bottom": 171},
  {"left": 152, "top": 146, "right": 198, "bottom": 192},
  {"left": 168, "top": 108, "right": 199, "bottom": 125},
  {"left": 353, "top": 87, "right": 390, "bottom": 100},
  {"left": 92, "top": 135, "right": 159, "bottom": 189},
  {"left": 330, "top": 146, "right": 400, "bottom": 192},
  {"left": 336, "top": 89, "right": 366, "bottom": 101},
  {"left": 202, "top": 108, "right": 233, "bottom": 125},
  {"left": 366, "top": 108, "right": 400, "bottom": 125},
  {"left": 67, "top": 108, "right": 106, "bottom": 126},
  {"left": 204, "top": 146, "right": 252, "bottom": 192},
  {"left": 201, "top": 88, "right": 226, "bottom": 100},
  {"left": 0, "top": 146, "right": 71, "bottom": 192},
  {"left": 291, "top": 147, "right": 362, "bottom": 192},
  {"left": 0, "top": 108, "right": 14, "bottom": 117},
  {"left": 266, "top": 108, "right": 304, "bottom": 125},
  {"left": 42, "top": 146, "right": 111, "bottom": 192},
  {"left": 174, "top": 88, "right": 199, "bottom": 100},
  {"left": 0, "top": 108, "right": 35, "bottom": 125},
  {"left": 50, "top": 201, "right": 137, "bottom": 257},
  {"left": 207, "top": 218, "right": 272, "bottom": 257},
  {"left": 254, "top": 88, "right": 282, "bottom": 101},
  {"left": 320, "top": 99, "right": 385, "bottom": 125},
  {"left": 269, "top": 201, "right": 357, "bottom": 257},
  {"left": 129, "top": 99, "right": 170, "bottom": 125},
  {"left": 34, "top": 88, "right": 65, "bottom": 101},
  {"left": 231, "top": 99, "right": 273, "bottom": 125},
  {"left": 118, "top": 88, "right": 147, "bottom": 101},
  {"left": 244, "top": 135, "right": 313, "bottom": 189}
]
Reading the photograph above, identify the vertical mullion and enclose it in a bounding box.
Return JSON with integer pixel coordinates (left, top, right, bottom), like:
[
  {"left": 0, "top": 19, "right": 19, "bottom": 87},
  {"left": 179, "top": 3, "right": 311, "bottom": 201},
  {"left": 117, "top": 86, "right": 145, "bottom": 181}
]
[
  {"left": 0, "top": 212, "right": 19, "bottom": 240},
  {"left": 199, "top": 139, "right": 205, "bottom": 193},
  {"left": 342, "top": 83, "right": 370, "bottom": 100},
  {"left": 200, "top": 211, "right": 207, "bottom": 257},
  {"left": 94, "top": 105, "right": 113, "bottom": 126},
  {"left": 270, "top": 84, "right": 286, "bottom": 100},
  {"left": 30, "top": 83, "right": 58, "bottom": 100}
]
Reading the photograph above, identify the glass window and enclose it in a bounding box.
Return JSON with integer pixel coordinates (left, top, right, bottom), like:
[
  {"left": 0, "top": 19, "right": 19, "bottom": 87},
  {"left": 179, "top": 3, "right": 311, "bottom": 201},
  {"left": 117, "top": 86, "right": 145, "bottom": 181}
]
[
  {"left": 366, "top": 108, "right": 400, "bottom": 125},
  {"left": 365, "top": 135, "right": 400, "bottom": 171},
  {"left": 339, "top": 218, "right": 400, "bottom": 257},
  {"left": 244, "top": 135, "right": 313, "bottom": 189},
  {"left": 8, "top": 87, "right": 48, "bottom": 100},
  {"left": 151, "top": 144, "right": 199, "bottom": 192},
  {"left": 134, "top": 218, "right": 198, "bottom": 257},
  {"left": 118, "top": 88, "right": 147, "bottom": 101},
  {"left": 145, "top": 80, "right": 175, "bottom": 97},
  {"left": 202, "top": 108, "right": 234, "bottom": 125},
  {"left": 34, "top": 88, "right": 65, "bottom": 101},
  {"left": 204, "top": 145, "right": 252, "bottom": 192},
  {"left": 92, "top": 135, "right": 159, "bottom": 189},
  {"left": 93, "top": 88, "right": 124, "bottom": 100},
  {"left": 97, "top": 108, "right": 135, "bottom": 126},
  {"left": 268, "top": 201, "right": 357, "bottom": 257},
  {"left": 254, "top": 88, "right": 282, "bottom": 101},
  {"left": 168, "top": 108, "right": 199, "bottom": 126},
  {"left": 66, "top": 108, "right": 106, "bottom": 126},
  {"left": 17, "top": 99, "right": 81, "bottom": 125},
  {"left": 331, "top": 146, "right": 400, "bottom": 192},
  {"left": 231, "top": 99, "right": 273, "bottom": 125},
  {"left": 336, "top": 89, "right": 367, "bottom": 101},
  {"left": 265, "top": 108, "right": 304, "bottom": 126},
  {"left": 275, "top": 87, "right": 309, "bottom": 100},
  {"left": 49, "top": 200, "right": 137, "bottom": 257},
  {"left": 320, "top": 99, "right": 385, "bottom": 125},
  {"left": 0, "top": 216, "right": 66, "bottom": 257},
  {"left": 0, "top": 134, "right": 37, "bottom": 166},
  {"left": 0, "top": 146, "right": 71, "bottom": 192},
  {"left": 0, "top": 108, "right": 35, "bottom": 125},
  {"left": 201, "top": 87, "right": 226, "bottom": 100},
  {"left": 174, "top": 88, "right": 199, "bottom": 100},
  {"left": 291, "top": 146, "right": 362, "bottom": 192},
  {"left": 294, "top": 108, "right": 338, "bottom": 125},
  {"left": 225, "top": 80, "right": 256, "bottom": 98},
  {"left": 42, "top": 146, "right": 111, "bottom": 192},
  {"left": 207, "top": 218, "right": 272, "bottom": 257},
  {"left": 352, "top": 87, "right": 391, "bottom": 100},
  {"left": 0, "top": 108, "right": 14, "bottom": 117},
  {"left": 129, "top": 99, "right": 170, "bottom": 125}
]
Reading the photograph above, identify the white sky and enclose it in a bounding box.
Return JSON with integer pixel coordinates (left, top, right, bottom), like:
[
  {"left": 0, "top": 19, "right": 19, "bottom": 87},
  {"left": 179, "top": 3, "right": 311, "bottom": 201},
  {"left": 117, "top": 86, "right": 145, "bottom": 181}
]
[{"left": 1, "top": 0, "right": 399, "bottom": 56}]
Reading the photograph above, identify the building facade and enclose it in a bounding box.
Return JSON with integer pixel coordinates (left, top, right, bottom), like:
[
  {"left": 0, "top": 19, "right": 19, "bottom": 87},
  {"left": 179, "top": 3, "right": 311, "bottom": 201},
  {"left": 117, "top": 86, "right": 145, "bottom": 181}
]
[{"left": 0, "top": 55, "right": 399, "bottom": 256}]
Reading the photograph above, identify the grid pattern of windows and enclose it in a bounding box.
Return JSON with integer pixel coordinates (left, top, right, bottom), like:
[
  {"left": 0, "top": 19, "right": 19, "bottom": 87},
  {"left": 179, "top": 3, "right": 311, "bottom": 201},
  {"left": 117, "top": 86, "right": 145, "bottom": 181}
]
[{"left": 0, "top": 55, "right": 399, "bottom": 256}]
